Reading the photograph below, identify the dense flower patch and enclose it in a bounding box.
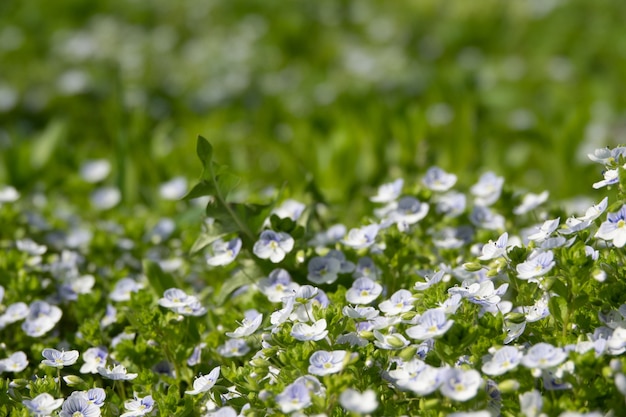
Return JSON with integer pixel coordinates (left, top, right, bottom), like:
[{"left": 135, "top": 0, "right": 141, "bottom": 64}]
[{"left": 2, "top": 139, "right": 626, "bottom": 416}]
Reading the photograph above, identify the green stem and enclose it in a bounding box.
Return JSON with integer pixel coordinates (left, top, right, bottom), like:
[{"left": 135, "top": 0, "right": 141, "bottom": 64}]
[{"left": 208, "top": 165, "right": 254, "bottom": 241}]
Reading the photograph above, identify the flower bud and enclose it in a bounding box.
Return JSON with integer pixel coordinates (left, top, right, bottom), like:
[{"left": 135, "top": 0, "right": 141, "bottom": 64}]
[
  {"left": 497, "top": 379, "right": 520, "bottom": 393},
  {"left": 398, "top": 346, "right": 418, "bottom": 362},
  {"left": 463, "top": 262, "right": 483, "bottom": 272}
]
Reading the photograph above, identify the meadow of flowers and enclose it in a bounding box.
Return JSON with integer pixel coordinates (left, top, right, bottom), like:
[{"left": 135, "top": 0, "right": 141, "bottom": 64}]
[
  {"left": 4, "top": 1, "right": 626, "bottom": 416},
  {"left": 2, "top": 137, "right": 626, "bottom": 416}
]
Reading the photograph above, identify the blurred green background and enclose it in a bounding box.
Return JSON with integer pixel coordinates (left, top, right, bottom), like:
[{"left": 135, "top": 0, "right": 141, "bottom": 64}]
[{"left": 1, "top": 0, "right": 625, "bottom": 216}]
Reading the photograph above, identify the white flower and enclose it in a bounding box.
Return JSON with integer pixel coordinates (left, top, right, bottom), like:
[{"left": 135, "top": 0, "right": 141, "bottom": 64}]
[
  {"left": 414, "top": 270, "right": 445, "bottom": 291},
  {"left": 120, "top": 395, "right": 155, "bottom": 417},
  {"left": 80, "top": 347, "right": 108, "bottom": 374},
  {"left": 0, "top": 351, "right": 29, "bottom": 372},
  {"left": 185, "top": 366, "right": 221, "bottom": 395},
  {"left": 527, "top": 218, "right": 560, "bottom": 243},
  {"left": 23, "top": 393, "right": 64, "bottom": 416},
  {"left": 98, "top": 364, "right": 138, "bottom": 380},
  {"left": 389, "top": 360, "right": 442, "bottom": 395},
  {"left": 592, "top": 168, "right": 619, "bottom": 189},
  {"left": 158, "top": 288, "right": 197, "bottom": 308},
  {"left": 217, "top": 339, "right": 250, "bottom": 357},
  {"left": 58, "top": 394, "right": 101, "bottom": 417},
  {"left": 481, "top": 346, "right": 523, "bottom": 376},
  {"left": 275, "top": 381, "right": 311, "bottom": 413},
  {"left": 80, "top": 159, "right": 111, "bottom": 183},
  {"left": 378, "top": 289, "right": 415, "bottom": 315},
  {"left": 342, "top": 224, "right": 379, "bottom": 249},
  {"left": 291, "top": 319, "right": 328, "bottom": 342},
  {"left": 90, "top": 186, "right": 121, "bottom": 210},
  {"left": 308, "top": 350, "right": 348, "bottom": 376},
  {"left": 206, "top": 238, "right": 242, "bottom": 266},
  {"left": 519, "top": 389, "right": 543, "bottom": 417},
  {"left": 253, "top": 230, "right": 294, "bottom": 263},
  {"left": 514, "top": 191, "right": 549, "bottom": 215},
  {"left": 521, "top": 343, "right": 567, "bottom": 369},
  {"left": 516, "top": 251, "right": 555, "bottom": 280},
  {"left": 225, "top": 310, "right": 263, "bottom": 338},
  {"left": 478, "top": 232, "right": 509, "bottom": 261},
  {"left": 595, "top": 204, "right": 626, "bottom": 248},
  {"left": 406, "top": 308, "right": 454, "bottom": 340},
  {"left": 0, "top": 185, "right": 19, "bottom": 203},
  {"left": 422, "top": 166, "right": 457, "bottom": 192},
  {"left": 346, "top": 277, "right": 383, "bottom": 305},
  {"left": 370, "top": 179, "right": 403, "bottom": 203},
  {"left": 339, "top": 389, "right": 378, "bottom": 414},
  {"left": 439, "top": 368, "right": 482, "bottom": 401},
  {"left": 41, "top": 348, "right": 79, "bottom": 368},
  {"left": 159, "top": 176, "right": 188, "bottom": 200},
  {"left": 471, "top": 172, "right": 504, "bottom": 206}
]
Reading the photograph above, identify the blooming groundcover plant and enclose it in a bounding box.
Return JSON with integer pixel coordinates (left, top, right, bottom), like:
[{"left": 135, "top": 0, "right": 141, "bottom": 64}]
[{"left": 2, "top": 139, "right": 626, "bottom": 415}]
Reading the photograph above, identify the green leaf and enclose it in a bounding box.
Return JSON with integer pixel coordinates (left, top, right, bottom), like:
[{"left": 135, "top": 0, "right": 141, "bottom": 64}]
[
  {"left": 31, "top": 120, "right": 66, "bottom": 170},
  {"left": 182, "top": 180, "right": 215, "bottom": 200},
  {"left": 196, "top": 135, "right": 213, "bottom": 170},
  {"left": 189, "top": 232, "right": 228, "bottom": 255},
  {"left": 216, "top": 172, "right": 241, "bottom": 201},
  {"left": 143, "top": 259, "right": 178, "bottom": 295},
  {"left": 214, "top": 260, "right": 261, "bottom": 305},
  {"left": 549, "top": 296, "right": 568, "bottom": 325},
  {"left": 549, "top": 278, "right": 570, "bottom": 299}
]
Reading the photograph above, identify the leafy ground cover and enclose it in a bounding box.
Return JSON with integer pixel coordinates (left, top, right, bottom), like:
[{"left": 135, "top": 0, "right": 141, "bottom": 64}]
[
  {"left": 2, "top": 138, "right": 626, "bottom": 416},
  {"left": 3, "top": 0, "right": 626, "bottom": 416}
]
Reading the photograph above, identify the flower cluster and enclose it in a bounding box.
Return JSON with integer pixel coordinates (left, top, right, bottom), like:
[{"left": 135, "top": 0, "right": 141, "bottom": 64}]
[{"left": 2, "top": 144, "right": 626, "bottom": 416}]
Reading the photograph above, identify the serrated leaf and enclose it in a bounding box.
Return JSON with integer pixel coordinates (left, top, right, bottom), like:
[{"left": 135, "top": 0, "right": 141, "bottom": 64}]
[{"left": 143, "top": 259, "right": 178, "bottom": 296}]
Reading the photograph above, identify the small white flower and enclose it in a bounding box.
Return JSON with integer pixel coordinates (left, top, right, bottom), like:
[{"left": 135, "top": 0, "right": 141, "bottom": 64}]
[
  {"left": 291, "top": 319, "right": 328, "bottom": 341},
  {"left": 80, "top": 347, "right": 108, "bottom": 374},
  {"left": 481, "top": 346, "right": 523, "bottom": 376},
  {"left": 185, "top": 367, "right": 221, "bottom": 395},
  {"left": 159, "top": 176, "right": 188, "bottom": 200},
  {"left": 592, "top": 168, "right": 619, "bottom": 189},
  {"left": 0, "top": 351, "right": 29, "bottom": 372},
  {"left": 42, "top": 348, "right": 79, "bottom": 368},
  {"left": 595, "top": 204, "right": 626, "bottom": 248},
  {"left": 516, "top": 251, "right": 555, "bottom": 280},
  {"left": 514, "top": 191, "right": 549, "bottom": 215},
  {"left": 478, "top": 232, "right": 508, "bottom": 261},
  {"left": 339, "top": 389, "right": 378, "bottom": 414},
  {"left": 439, "top": 368, "right": 482, "bottom": 401},
  {"left": 308, "top": 350, "right": 348, "bottom": 376},
  {"left": 370, "top": 179, "right": 403, "bottom": 203},
  {"left": 121, "top": 394, "right": 155, "bottom": 417},
  {"left": 519, "top": 389, "right": 543, "bottom": 417},
  {"left": 253, "top": 230, "right": 294, "bottom": 263},
  {"left": 23, "top": 393, "right": 64, "bottom": 416},
  {"left": 342, "top": 224, "right": 379, "bottom": 249},
  {"left": 225, "top": 310, "right": 263, "bottom": 338},
  {"left": 80, "top": 159, "right": 111, "bottom": 183},
  {"left": 98, "top": 364, "right": 138, "bottom": 380},
  {"left": 206, "top": 238, "right": 242, "bottom": 267},
  {"left": 346, "top": 277, "right": 383, "bottom": 305},
  {"left": 275, "top": 381, "right": 311, "bottom": 413}
]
